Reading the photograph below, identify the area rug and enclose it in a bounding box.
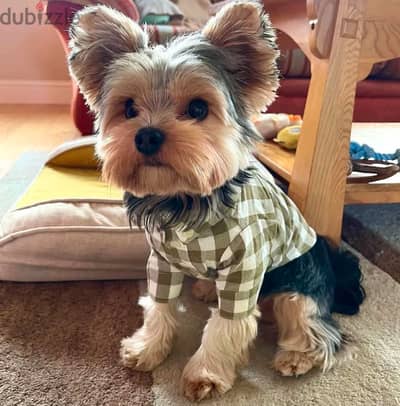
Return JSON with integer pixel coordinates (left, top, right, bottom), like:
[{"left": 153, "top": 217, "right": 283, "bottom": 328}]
[
  {"left": 343, "top": 204, "right": 400, "bottom": 283},
  {"left": 1, "top": 253, "right": 399, "bottom": 406},
  {"left": 0, "top": 280, "right": 154, "bottom": 406}
]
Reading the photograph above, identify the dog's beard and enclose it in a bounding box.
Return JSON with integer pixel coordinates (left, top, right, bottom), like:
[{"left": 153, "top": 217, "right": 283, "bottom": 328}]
[{"left": 125, "top": 165, "right": 197, "bottom": 197}]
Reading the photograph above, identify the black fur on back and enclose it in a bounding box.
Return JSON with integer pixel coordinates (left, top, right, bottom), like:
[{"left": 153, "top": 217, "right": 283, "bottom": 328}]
[
  {"left": 327, "top": 245, "right": 366, "bottom": 315},
  {"left": 259, "top": 237, "right": 365, "bottom": 316}
]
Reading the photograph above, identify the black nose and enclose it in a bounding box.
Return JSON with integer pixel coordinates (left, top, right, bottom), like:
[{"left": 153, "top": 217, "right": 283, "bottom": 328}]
[{"left": 135, "top": 127, "right": 165, "bottom": 156}]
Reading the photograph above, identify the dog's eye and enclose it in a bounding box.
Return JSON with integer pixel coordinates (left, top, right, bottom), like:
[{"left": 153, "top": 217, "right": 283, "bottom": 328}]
[
  {"left": 125, "top": 99, "right": 138, "bottom": 119},
  {"left": 186, "top": 99, "right": 208, "bottom": 121}
]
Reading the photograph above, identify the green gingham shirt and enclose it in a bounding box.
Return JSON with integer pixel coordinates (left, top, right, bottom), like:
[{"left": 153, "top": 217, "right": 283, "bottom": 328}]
[{"left": 145, "top": 161, "right": 316, "bottom": 319}]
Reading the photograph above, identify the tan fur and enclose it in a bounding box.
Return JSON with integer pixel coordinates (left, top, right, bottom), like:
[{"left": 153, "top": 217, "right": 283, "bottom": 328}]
[
  {"left": 120, "top": 296, "right": 177, "bottom": 371},
  {"left": 202, "top": 1, "right": 280, "bottom": 112},
  {"left": 274, "top": 350, "right": 315, "bottom": 377},
  {"left": 181, "top": 307, "right": 260, "bottom": 401},
  {"left": 272, "top": 293, "right": 348, "bottom": 376},
  {"left": 68, "top": 5, "right": 148, "bottom": 111},
  {"left": 69, "top": 3, "right": 277, "bottom": 198},
  {"left": 96, "top": 60, "right": 248, "bottom": 196}
]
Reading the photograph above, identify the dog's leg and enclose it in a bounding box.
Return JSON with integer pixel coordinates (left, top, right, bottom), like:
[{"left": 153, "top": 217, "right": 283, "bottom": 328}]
[
  {"left": 120, "top": 296, "right": 177, "bottom": 371},
  {"left": 181, "top": 307, "right": 259, "bottom": 401},
  {"left": 191, "top": 280, "right": 218, "bottom": 303},
  {"left": 272, "top": 293, "right": 347, "bottom": 376}
]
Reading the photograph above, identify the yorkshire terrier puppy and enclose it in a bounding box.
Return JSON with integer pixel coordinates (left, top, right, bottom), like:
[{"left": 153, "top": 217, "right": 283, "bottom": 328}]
[{"left": 69, "top": 2, "right": 365, "bottom": 401}]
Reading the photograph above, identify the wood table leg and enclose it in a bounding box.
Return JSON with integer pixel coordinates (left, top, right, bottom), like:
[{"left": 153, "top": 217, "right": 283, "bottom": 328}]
[{"left": 288, "top": 0, "right": 366, "bottom": 245}]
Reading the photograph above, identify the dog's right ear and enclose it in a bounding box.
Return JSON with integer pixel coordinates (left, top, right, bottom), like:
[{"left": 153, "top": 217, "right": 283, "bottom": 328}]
[{"left": 68, "top": 5, "right": 148, "bottom": 111}]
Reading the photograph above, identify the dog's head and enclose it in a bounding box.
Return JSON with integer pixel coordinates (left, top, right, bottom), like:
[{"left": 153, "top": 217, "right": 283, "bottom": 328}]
[{"left": 69, "top": 2, "right": 279, "bottom": 197}]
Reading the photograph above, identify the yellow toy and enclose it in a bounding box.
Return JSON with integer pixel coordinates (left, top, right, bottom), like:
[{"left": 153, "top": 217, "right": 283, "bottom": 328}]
[
  {"left": 254, "top": 113, "right": 302, "bottom": 147},
  {"left": 273, "top": 125, "right": 302, "bottom": 150}
]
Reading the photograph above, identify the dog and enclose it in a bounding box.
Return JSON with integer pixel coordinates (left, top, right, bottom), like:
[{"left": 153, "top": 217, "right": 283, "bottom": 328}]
[{"left": 68, "top": 2, "right": 365, "bottom": 401}]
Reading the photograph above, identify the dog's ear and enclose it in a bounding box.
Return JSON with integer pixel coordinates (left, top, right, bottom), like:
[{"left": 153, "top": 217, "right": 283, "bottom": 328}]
[
  {"left": 68, "top": 5, "right": 148, "bottom": 111},
  {"left": 202, "top": 1, "right": 279, "bottom": 111}
]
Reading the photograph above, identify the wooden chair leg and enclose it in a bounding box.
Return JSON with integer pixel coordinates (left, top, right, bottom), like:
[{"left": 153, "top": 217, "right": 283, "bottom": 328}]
[{"left": 288, "top": 0, "right": 366, "bottom": 245}]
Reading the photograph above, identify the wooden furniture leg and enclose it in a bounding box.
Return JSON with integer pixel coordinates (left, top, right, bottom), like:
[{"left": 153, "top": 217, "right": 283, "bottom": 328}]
[
  {"left": 261, "top": 0, "right": 400, "bottom": 246},
  {"left": 288, "top": 0, "right": 365, "bottom": 245}
]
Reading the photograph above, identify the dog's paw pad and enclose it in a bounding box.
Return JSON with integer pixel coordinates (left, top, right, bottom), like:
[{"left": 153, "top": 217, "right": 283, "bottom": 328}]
[{"left": 274, "top": 350, "right": 314, "bottom": 377}]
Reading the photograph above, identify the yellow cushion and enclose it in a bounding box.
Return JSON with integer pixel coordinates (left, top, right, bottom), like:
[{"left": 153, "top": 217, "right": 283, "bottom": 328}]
[
  {"left": 16, "top": 166, "right": 123, "bottom": 209},
  {"left": 16, "top": 137, "right": 123, "bottom": 209},
  {"left": 47, "top": 144, "right": 99, "bottom": 169}
]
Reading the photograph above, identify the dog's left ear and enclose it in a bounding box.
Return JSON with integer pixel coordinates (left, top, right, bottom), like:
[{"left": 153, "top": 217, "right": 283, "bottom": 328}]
[
  {"left": 202, "top": 1, "right": 279, "bottom": 111},
  {"left": 68, "top": 5, "right": 148, "bottom": 111}
]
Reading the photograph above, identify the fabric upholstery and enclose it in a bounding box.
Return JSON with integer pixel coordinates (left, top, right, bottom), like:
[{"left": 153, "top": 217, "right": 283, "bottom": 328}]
[
  {"left": 268, "top": 79, "right": 400, "bottom": 122},
  {"left": 0, "top": 202, "right": 148, "bottom": 282},
  {"left": 0, "top": 138, "right": 148, "bottom": 282}
]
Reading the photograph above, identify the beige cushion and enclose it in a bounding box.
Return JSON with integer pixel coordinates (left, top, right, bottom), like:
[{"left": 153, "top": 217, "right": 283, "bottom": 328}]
[
  {"left": 0, "top": 201, "right": 148, "bottom": 282},
  {"left": 177, "top": 0, "right": 211, "bottom": 24}
]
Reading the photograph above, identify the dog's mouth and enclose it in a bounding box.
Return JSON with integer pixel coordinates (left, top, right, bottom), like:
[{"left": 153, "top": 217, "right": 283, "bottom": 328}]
[
  {"left": 125, "top": 162, "right": 192, "bottom": 197},
  {"left": 141, "top": 157, "right": 180, "bottom": 175},
  {"left": 143, "top": 157, "right": 162, "bottom": 167}
]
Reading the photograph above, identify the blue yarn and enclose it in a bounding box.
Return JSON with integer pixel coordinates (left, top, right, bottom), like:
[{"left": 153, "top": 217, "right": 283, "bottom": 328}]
[{"left": 350, "top": 142, "right": 400, "bottom": 161}]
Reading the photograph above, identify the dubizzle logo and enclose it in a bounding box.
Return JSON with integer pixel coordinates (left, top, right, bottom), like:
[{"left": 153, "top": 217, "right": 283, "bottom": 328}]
[
  {"left": 35, "top": 1, "right": 45, "bottom": 12},
  {"left": 0, "top": 0, "right": 69, "bottom": 26}
]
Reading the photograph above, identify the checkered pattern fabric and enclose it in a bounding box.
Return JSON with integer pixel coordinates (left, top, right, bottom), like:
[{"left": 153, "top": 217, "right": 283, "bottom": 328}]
[{"left": 145, "top": 162, "right": 317, "bottom": 319}]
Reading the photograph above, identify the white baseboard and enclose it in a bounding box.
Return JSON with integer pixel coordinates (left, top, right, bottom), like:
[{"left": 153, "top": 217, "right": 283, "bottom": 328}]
[{"left": 0, "top": 80, "right": 72, "bottom": 105}]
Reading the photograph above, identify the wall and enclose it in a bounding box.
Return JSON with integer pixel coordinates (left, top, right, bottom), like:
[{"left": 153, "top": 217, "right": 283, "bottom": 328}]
[{"left": 0, "top": 0, "right": 72, "bottom": 103}]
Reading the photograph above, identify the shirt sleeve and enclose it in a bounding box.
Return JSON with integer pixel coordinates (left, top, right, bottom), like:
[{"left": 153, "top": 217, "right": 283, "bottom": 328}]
[
  {"left": 147, "top": 249, "right": 185, "bottom": 303},
  {"left": 216, "top": 222, "right": 271, "bottom": 319}
]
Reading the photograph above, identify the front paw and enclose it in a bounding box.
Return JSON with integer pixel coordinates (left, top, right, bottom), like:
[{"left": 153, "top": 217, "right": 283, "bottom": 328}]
[
  {"left": 181, "top": 371, "right": 233, "bottom": 401},
  {"left": 181, "top": 360, "right": 234, "bottom": 401},
  {"left": 120, "top": 330, "right": 171, "bottom": 371}
]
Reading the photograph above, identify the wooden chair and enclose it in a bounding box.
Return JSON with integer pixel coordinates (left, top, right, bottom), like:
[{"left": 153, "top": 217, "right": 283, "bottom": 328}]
[{"left": 257, "top": 0, "right": 400, "bottom": 245}]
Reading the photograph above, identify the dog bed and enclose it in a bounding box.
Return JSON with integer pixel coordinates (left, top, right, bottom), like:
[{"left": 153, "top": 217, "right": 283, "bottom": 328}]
[{"left": 0, "top": 137, "right": 148, "bottom": 282}]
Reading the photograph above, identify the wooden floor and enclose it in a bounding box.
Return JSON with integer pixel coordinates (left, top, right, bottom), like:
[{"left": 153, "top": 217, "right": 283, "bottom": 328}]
[{"left": 0, "top": 105, "right": 80, "bottom": 177}]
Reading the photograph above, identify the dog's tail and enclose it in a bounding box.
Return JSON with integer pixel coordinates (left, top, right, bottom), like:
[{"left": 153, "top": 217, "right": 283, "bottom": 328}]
[{"left": 327, "top": 243, "right": 366, "bottom": 315}]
